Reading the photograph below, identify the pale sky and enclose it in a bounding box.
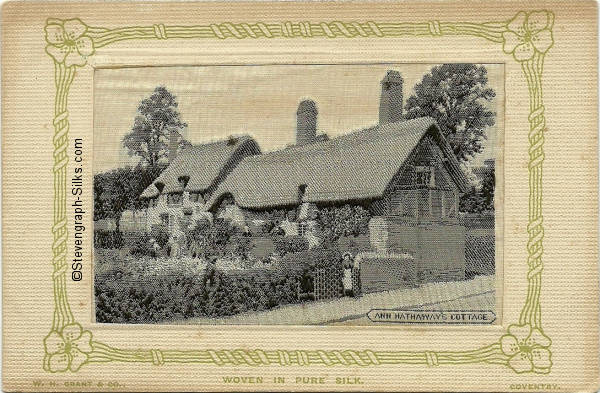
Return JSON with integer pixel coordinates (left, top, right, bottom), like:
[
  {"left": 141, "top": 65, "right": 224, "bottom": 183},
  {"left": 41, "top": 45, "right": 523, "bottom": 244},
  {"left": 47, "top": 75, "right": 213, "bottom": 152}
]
[{"left": 93, "top": 64, "right": 503, "bottom": 174}]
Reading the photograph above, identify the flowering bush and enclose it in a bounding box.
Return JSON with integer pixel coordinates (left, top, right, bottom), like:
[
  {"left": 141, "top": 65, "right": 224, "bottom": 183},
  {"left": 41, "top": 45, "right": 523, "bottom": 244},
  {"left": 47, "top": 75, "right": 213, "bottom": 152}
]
[
  {"left": 93, "top": 230, "right": 123, "bottom": 249},
  {"left": 317, "top": 204, "right": 371, "bottom": 243},
  {"left": 273, "top": 235, "right": 309, "bottom": 256},
  {"left": 185, "top": 218, "right": 242, "bottom": 259},
  {"left": 150, "top": 225, "right": 170, "bottom": 248},
  {"left": 94, "top": 245, "right": 344, "bottom": 323},
  {"left": 95, "top": 257, "right": 304, "bottom": 323}
]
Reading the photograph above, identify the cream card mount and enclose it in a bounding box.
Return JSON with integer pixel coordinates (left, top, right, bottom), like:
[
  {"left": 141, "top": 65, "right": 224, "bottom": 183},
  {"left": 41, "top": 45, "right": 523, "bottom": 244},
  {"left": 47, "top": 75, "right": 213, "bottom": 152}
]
[{"left": 1, "top": 1, "right": 598, "bottom": 392}]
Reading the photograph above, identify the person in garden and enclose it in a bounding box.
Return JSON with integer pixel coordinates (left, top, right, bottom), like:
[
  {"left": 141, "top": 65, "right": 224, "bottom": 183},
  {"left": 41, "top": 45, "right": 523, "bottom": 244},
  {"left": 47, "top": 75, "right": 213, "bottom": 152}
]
[{"left": 342, "top": 252, "right": 354, "bottom": 297}]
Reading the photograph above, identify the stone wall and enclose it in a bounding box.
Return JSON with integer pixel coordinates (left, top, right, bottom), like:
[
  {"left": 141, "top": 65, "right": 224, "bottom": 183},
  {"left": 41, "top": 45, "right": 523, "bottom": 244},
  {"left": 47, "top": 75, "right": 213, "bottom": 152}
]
[
  {"left": 368, "top": 216, "right": 466, "bottom": 284},
  {"left": 357, "top": 251, "right": 416, "bottom": 294}
]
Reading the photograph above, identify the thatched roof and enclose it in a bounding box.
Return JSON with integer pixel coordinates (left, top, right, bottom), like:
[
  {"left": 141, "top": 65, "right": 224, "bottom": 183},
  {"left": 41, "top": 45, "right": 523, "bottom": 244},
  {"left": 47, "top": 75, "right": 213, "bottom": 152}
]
[
  {"left": 205, "top": 117, "right": 468, "bottom": 210},
  {"left": 140, "top": 135, "right": 260, "bottom": 198}
]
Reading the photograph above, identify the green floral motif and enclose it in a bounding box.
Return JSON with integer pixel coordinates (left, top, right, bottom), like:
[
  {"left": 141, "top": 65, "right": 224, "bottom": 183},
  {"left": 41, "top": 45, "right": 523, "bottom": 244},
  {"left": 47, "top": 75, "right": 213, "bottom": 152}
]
[
  {"left": 45, "top": 18, "right": 95, "bottom": 67},
  {"left": 502, "top": 11, "right": 554, "bottom": 61},
  {"left": 500, "top": 324, "right": 552, "bottom": 374},
  {"left": 43, "top": 323, "right": 93, "bottom": 372}
]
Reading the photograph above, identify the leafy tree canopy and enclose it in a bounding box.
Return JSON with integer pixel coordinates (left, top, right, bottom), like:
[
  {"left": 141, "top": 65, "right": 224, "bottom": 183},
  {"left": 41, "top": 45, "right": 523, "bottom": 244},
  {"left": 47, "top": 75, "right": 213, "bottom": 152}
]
[
  {"left": 122, "top": 86, "right": 190, "bottom": 168},
  {"left": 94, "top": 165, "right": 163, "bottom": 229},
  {"left": 459, "top": 167, "right": 495, "bottom": 213},
  {"left": 405, "top": 64, "right": 496, "bottom": 162},
  {"left": 317, "top": 204, "right": 371, "bottom": 243}
]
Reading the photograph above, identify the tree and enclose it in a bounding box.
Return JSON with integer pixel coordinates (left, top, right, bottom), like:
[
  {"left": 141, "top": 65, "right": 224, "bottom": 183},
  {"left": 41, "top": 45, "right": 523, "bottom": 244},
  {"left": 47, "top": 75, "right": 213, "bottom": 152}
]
[
  {"left": 405, "top": 64, "right": 496, "bottom": 162},
  {"left": 122, "top": 86, "right": 189, "bottom": 168},
  {"left": 480, "top": 167, "right": 495, "bottom": 210},
  {"left": 317, "top": 204, "right": 371, "bottom": 243},
  {"left": 459, "top": 168, "right": 494, "bottom": 213},
  {"left": 94, "top": 165, "right": 163, "bottom": 232},
  {"left": 459, "top": 186, "right": 486, "bottom": 214}
]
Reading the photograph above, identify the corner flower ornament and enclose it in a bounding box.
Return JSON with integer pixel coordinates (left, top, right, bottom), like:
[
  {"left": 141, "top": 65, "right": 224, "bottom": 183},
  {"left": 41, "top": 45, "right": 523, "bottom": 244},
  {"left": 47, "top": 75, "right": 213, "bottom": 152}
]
[
  {"left": 45, "top": 18, "right": 95, "bottom": 67},
  {"left": 43, "top": 323, "right": 93, "bottom": 372},
  {"left": 502, "top": 10, "right": 554, "bottom": 62},
  {"left": 501, "top": 324, "right": 552, "bottom": 374}
]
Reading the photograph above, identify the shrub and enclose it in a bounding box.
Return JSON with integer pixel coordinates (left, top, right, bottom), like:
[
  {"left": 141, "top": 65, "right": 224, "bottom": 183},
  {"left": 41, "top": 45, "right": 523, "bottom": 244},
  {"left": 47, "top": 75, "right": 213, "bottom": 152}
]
[
  {"left": 127, "top": 233, "right": 159, "bottom": 258},
  {"left": 94, "top": 244, "right": 345, "bottom": 323},
  {"left": 280, "top": 246, "right": 342, "bottom": 271},
  {"left": 94, "top": 230, "right": 123, "bottom": 249},
  {"left": 460, "top": 168, "right": 494, "bottom": 214},
  {"left": 317, "top": 204, "right": 371, "bottom": 243},
  {"left": 96, "top": 263, "right": 303, "bottom": 323},
  {"left": 273, "top": 235, "right": 309, "bottom": 256},
  {"left": 225, "top": 234, "right": 253, "bottom": 259},
  {"left": 335, "top": 236, "right": 372, "bottom": 255},
  {"left": 270, "top": 226, "right": 285, "bottom": 237},
  {"left": 113, "top": 225, "right": 171, "bottom": 258},
  {"left": 261, "top": 220, "right": 277, "bottom": 235},
  {"left": 185, "top": 218, "right": 244, "bottom": 259},
  {"left": 150, "top": 225, "right": 170, "bottom": 248}
]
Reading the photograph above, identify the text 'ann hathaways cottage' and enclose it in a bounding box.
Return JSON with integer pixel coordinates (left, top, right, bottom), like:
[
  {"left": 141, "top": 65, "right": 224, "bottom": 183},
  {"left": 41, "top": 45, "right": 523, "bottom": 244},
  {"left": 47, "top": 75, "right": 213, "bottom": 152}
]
[{"left": 139, "top": 70, "right": 469, "bottom": 285}]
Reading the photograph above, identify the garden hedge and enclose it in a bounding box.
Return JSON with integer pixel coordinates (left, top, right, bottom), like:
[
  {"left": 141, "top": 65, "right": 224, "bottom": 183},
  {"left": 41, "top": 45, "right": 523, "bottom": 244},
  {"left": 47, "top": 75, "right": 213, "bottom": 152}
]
[{"left": 95, "top": 246, "right": 344, "bottom": 323}]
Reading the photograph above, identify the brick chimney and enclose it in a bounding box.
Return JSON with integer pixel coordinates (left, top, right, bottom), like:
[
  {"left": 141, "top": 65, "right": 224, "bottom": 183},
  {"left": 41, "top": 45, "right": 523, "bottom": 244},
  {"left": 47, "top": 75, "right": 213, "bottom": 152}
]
[
  {"left": 379, "top": 70, "right": 404, "bottom": 124},
  {"left": 168, "top": 130, "right": 179, "bottom": 164},
  {"left": 296, "top": 99, "right": 317, "bottom": 145}
]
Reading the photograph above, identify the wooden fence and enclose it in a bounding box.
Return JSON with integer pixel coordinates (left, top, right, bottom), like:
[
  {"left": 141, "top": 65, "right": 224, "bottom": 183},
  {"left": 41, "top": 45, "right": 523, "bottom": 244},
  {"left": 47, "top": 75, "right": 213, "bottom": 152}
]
[{"left": 314, "top": 266, "right": 343, "bottom": 301}]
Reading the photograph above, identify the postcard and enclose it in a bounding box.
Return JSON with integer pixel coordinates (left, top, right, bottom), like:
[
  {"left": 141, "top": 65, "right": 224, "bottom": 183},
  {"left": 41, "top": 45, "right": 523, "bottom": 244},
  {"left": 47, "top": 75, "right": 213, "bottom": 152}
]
[{"left": 2, "top": 1, "right": 598, "bottom": 392}]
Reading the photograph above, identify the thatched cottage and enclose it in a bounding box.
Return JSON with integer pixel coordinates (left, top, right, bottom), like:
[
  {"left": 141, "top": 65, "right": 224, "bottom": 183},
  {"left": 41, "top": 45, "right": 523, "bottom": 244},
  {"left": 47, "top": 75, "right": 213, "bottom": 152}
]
[
  {"left": 140, "top": 136, "right": 260, "bottom": 234},
  {"left": 140, "top": 70, "right": 469, "bottom": 283}
]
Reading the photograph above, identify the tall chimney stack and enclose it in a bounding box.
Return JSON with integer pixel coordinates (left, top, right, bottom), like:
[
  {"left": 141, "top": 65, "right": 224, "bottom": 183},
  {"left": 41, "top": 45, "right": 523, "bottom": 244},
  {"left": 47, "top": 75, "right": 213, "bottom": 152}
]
[
  {"left": 296, "top": 99, "right": 317, "bottom": 146},
  {"left": 168, "top": 130, "right": 179, "bottom": 164},
  {"left": 379, "top": 70, "right": 404, "bottom": 124}
]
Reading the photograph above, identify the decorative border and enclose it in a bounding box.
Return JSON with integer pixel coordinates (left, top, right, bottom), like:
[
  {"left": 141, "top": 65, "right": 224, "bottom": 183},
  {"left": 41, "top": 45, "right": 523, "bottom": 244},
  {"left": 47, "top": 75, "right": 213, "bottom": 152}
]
[{"left": 43, "top": 12, "right": 554, "bottom": 374}]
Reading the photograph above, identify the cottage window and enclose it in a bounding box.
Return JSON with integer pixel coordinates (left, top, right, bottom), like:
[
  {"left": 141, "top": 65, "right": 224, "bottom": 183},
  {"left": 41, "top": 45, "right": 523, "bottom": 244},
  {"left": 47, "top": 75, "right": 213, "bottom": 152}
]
[
  {"left": 168, "top": 214, "right": 175, "bottom": 232},
  {"left": 286, "top": 209, "right": 297, "bottom": 221},
  {"left": 390, "top": 195, "right": 403, "bottom": 216},
  {"left": 180, "top": 214, "right": 191, "bottom": 229},
  {"left": 167, "top": 193, "right": 182, "bottom": 205},
  {"left": 178, "top": 175, "right": 190, "bottom": 189},
  {"left": 189, "top": 192, "right": 204, "bottom": 203},
  {"left": 298, "top": 221, "right": 309, "bottom": 236},
  {"left": 415, "top": 166, "right": 433, "bottom": 188}
]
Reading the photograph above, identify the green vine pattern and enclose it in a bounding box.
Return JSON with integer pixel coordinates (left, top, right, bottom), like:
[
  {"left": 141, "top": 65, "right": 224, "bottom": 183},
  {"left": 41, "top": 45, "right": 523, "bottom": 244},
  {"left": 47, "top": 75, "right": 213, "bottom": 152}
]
[{"left": 43, "top": 10, "right": 554, "bottom": 374}]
